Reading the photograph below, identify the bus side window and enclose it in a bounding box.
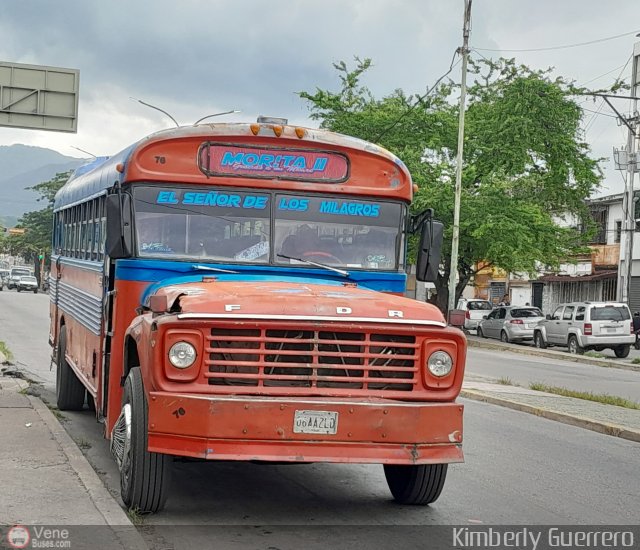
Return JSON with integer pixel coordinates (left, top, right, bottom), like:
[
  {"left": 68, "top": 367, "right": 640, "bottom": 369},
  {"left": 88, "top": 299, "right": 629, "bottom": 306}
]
[{"left": 99, "top": 195, "right": 106, "bottom": 261}]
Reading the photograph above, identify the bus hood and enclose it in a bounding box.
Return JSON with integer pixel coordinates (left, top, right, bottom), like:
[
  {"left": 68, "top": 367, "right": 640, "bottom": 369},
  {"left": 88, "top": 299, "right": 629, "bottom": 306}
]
[{"left": 147, "top": 280, "right": 447, "bottom": 327}]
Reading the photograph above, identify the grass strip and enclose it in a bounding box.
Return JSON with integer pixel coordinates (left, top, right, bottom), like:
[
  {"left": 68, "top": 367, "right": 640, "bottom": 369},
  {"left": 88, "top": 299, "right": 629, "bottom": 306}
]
[
  {"left": 530, "top": 382, "right": 640, "bottom": 410},
  {"left": 0, "top": 341, "right": 13, "bottom": 362}
]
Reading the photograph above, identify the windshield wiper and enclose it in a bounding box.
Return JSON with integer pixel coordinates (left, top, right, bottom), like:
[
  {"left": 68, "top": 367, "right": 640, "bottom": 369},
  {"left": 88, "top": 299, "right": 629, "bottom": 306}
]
[
  {"left": 191, "top": 264, "right": 238, "bottom": 274},
  {"left": 277, "top": 254, "right": 350, "bottom": 277}
]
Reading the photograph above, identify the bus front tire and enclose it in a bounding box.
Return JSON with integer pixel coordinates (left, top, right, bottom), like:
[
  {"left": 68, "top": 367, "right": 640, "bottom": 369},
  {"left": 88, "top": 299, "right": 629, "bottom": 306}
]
[
  {"left": 383, "top": 463, "right": 448, "bottom": 505},
  {"left": 120, "top": 367, "right": 171, "bottom": 513},
  {"left": 56, "top": 326, "right": 86, "bottom": 411}
]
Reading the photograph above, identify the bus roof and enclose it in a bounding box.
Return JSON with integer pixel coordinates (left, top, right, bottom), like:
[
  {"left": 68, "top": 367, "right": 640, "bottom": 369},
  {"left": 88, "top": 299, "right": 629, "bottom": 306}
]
[{"left": 54, "top": 123, "right": 413, "bottom": 210}]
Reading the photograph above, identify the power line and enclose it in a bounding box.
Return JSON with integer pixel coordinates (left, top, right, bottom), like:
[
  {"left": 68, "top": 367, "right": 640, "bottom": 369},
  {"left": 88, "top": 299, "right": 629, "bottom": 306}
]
[
  {"left": 583, "top": 55, "right": 633, "bottom": 135},
  {"left": 579, "top": 56, "right": 632, "bottom": 86},
  {"left": 475, "top": 29, "right": 640, "bottom": 53},
  {"left": 373, "top": 49, "right": 460, "bottom": 142},
  {"left": 581, "top": 107, "right": 618, "bottom": 118}
]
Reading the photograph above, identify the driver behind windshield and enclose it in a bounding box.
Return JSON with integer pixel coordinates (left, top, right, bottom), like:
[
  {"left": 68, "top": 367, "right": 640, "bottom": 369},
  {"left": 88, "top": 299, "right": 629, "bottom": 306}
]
[{"left": 280, "top": 224, "right": 341, "bottom": 262}]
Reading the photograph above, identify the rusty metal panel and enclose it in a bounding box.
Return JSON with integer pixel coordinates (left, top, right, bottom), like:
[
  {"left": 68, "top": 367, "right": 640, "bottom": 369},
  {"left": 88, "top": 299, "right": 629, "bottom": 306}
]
[
  {"left": 147, "top": 393, "right": 464, "bottom": 463},
  {"left": 0, "top": 61, "right": 79, "bottom": 132}
]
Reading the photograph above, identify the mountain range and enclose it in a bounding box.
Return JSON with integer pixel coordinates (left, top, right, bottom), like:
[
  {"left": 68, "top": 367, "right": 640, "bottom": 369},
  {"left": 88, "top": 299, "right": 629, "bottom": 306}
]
[{"left": 0, "top": 144, "right": 88, "bottom": 225}]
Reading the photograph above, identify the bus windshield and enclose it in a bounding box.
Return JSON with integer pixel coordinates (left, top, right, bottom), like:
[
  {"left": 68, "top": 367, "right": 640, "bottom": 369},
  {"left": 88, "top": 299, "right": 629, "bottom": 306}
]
[{"left": 133, "top": 186, "right": 404, "bottom": 270}]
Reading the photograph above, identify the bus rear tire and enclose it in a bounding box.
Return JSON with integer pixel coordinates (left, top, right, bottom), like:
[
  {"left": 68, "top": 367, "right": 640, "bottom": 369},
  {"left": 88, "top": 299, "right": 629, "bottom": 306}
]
[
  {"left": 56, "top": 326, "right": 86, "bottom": 411},
  {"left": 383, "top": 463, "right": 448, "bottom": 505},
  {"left": 120, "top": 367, "right": 171, "bottom": 513}
]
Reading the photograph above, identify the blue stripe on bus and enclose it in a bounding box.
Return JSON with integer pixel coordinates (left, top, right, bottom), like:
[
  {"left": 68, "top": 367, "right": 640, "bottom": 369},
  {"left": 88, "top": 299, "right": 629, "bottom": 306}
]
[{"left": 115, "top": 259, "right": 406, "bottom": 294}]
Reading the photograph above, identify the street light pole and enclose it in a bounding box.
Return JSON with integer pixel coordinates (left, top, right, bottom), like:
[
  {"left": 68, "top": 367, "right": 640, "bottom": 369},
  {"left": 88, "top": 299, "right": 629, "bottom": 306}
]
[{"left": 447, "top": 0, "right": 472, "bottom": 314}]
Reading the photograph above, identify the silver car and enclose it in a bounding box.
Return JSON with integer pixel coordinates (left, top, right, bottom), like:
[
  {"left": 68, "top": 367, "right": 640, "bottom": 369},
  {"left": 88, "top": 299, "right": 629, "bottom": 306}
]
[
  {"left": 533, "top": 302, "right": 634, "bottom": 357},
  {"left": 477, "top": 306, "right": 545, "bottom": 343}
]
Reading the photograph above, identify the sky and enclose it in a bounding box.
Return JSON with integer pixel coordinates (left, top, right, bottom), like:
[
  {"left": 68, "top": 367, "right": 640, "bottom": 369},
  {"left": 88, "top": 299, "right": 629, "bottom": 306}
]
[{"left": 1, "top": 0, "right": 639, "bottom": 197}]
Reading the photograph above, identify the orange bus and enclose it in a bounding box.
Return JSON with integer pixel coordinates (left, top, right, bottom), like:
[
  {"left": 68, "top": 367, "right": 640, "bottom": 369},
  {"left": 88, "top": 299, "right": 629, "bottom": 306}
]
[{"left": 50, "top": 117, "right": 466, "bottom": 512}]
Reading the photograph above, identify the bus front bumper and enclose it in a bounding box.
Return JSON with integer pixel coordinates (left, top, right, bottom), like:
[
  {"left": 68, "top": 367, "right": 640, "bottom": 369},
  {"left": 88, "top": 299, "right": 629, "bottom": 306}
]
[{"left": 146, "top": 393, "right": 464, "bottom": 464}]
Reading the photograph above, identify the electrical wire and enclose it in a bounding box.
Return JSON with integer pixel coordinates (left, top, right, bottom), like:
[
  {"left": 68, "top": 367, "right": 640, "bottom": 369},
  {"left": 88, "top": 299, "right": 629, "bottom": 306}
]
[
  {"left": 373, "top": 49, "right": 460, "bottom": 142},
  {"left": 581, "top": 107, "right": 618, "bottom": 118},
  {"left": 583, "top": 55, "right": 633, "bottom": 135},
  {"left": 579, "top": 57, "right": 632, "bottom": 87},
  {"left": 475, "top": 29, "right": 640, "bottom": 53}
]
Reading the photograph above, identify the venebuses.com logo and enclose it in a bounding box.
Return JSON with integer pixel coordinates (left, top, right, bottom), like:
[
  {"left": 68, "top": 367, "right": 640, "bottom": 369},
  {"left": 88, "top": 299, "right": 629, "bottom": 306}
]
[
  {"left": 5, "top": 525, "right": 71, "bottom": 548},
  {"left": 6, "top": 525, "right": 30, "bottom": 549}
]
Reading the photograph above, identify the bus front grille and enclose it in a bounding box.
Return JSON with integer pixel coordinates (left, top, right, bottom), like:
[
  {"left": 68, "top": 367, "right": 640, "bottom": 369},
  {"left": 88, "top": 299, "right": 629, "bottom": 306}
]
[{"left": 205, "top": 327, "right": 418, "bottom": 392}]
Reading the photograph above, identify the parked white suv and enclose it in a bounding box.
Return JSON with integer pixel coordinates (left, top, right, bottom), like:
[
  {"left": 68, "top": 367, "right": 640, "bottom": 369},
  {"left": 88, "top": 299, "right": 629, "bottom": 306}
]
[
  {"left": 456, "top": 299, "right": 494, "bottom": 331},
  {"left": 533, "top": 302, "right": 634, "bottom": 357}
]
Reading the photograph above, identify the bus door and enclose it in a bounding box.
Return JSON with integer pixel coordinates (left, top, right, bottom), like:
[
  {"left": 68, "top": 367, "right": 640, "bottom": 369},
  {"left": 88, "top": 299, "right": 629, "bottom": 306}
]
[
  {"left": 99, "top": 252, "right": 117, "bottom": 422},
  {"left": 51, "top": 256, "right": 63, "bottom": 347}
]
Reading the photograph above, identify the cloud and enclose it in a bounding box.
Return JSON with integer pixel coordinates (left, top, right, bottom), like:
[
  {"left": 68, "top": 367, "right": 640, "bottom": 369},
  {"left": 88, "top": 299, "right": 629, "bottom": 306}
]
[{"left": 1, "top": 0, "right": 638, "bottom": 195}]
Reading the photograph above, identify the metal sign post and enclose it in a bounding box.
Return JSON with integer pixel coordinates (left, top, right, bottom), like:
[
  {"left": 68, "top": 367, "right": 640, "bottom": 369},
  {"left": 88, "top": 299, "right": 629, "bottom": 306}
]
[{"left": 0, "top": 61, "right": 79, "bottom": 132}]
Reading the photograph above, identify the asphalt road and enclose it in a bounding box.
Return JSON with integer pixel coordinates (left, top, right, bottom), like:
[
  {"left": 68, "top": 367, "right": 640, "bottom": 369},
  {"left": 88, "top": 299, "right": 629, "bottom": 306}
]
[
  {"left": 42, "top": 394, "right": 640, "bottom": 532},
  {"left": 466, "top": 347, "right": 640, "bottom": 402},
  {"left": 0, "top": 288, "right": 54, "bottom": 389},
  {"left": 0, "top": 289, "right": 639, "bottom": 546}
]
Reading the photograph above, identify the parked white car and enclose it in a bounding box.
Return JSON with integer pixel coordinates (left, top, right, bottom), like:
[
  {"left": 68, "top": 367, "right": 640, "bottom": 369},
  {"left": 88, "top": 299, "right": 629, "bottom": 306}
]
[
  {"left": 533, "top": 301, "right": 634, "bottom": 357},
  {"left": 456, "top": 299, "right": 494, "bottom": 331}
]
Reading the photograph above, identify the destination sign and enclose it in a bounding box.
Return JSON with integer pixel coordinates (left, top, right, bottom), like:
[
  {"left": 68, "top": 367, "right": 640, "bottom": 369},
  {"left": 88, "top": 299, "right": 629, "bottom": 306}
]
[{"left": 199, "top": 143, "right": 349, "bottom": 182}]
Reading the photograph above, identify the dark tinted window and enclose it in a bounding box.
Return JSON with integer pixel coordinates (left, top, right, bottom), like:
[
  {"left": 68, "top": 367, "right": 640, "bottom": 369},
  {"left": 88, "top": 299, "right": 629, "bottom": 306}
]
[
  {"left": 575, "top": 306, "right": 586, "bottom": 321},
  {"left": 590, "top": 306, "right": 630, "bottom": 321},
  {"left": 468, "top": 301, "right": 493, "bottom": 311},
  {"left": 497, "top": 308, "right": 506, "bottom": 319},
  {"left": 510, "top": 308, "right": 543, "bottom": 318}
]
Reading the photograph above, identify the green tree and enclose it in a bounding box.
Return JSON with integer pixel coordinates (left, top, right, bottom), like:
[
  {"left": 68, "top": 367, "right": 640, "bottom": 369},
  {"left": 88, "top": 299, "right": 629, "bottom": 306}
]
[
  {"left": 4, "top": 171, "right": 70, "bottom": 284},
  {"left": 299, "top": 57, "right": 604, "bottom": 312}
]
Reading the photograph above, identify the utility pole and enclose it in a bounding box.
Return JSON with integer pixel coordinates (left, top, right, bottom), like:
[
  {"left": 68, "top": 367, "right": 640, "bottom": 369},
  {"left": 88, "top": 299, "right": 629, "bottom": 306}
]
[
  {"left": 447, "top": 0, "right": 472, "bottom": 314},
  {"left": 615, "top": 41, "right": 640, "bottom": 304}
]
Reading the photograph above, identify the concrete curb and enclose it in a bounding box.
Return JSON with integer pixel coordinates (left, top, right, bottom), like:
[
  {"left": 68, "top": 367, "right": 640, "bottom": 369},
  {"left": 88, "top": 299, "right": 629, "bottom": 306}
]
[
  {"left": 27, "top": 395, "right": 139, "bottom": 527},
  {"left": 467, "top": 337, "right": 640, "bottom": 373},
  {"left": 0, "top": 376, "right": 28, "bottom": 392},
  {"left": 460, "top": 389, "right": 640, "bottom": 443}
]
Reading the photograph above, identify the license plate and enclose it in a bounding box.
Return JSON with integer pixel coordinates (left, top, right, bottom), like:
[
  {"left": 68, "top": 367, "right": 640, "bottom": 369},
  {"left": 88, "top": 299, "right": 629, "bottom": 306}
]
[
  {"left": 606, "top": 328, "right": 619, "bottom": 334},
  {"left": 293, "top": 410, "right": 338, "bottom": 435}
]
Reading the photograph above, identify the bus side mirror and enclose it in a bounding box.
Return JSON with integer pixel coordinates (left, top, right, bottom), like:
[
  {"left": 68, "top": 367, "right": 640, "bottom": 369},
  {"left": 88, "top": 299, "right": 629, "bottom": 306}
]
[
  {"left": 416, "top": 220, "right": 443, "bottom": 283},
  {"left": 106, "top": 193, "right": 133, "bottom": 259}
]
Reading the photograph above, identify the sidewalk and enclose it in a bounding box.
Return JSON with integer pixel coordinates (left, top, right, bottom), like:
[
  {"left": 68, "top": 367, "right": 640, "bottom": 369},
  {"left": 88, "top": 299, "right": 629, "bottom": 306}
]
[{"left": 0, "top": 372, "right": 147, "bottom": 549}]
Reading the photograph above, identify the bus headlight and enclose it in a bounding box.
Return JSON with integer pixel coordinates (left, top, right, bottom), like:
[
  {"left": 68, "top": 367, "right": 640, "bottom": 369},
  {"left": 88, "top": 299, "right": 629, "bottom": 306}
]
[
  {"left": 427, "top": 351, "right": 453, "bottom": 377},
  {"left": 168, "top": 342, "right": 197, "bottom": 369}
]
